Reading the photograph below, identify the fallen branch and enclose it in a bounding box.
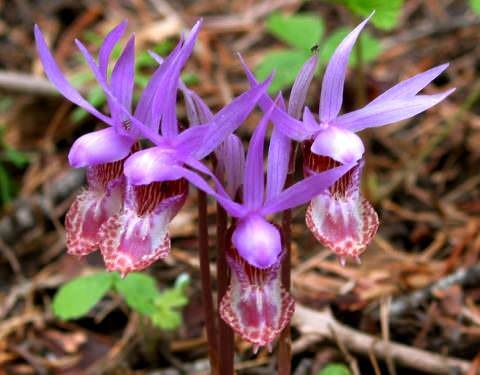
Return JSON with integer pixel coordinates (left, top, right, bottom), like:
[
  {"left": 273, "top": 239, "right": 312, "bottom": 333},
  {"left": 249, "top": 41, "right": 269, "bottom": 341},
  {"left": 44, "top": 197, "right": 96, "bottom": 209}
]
[
  {"left": 379, "top": 264, "right": 480, "bottom": 320},
  {"left": 292, "top": 304, "right": 472, "bottom": 374},
  {"left": 0, "top": 71, "right": 58, "bottom": 96}
]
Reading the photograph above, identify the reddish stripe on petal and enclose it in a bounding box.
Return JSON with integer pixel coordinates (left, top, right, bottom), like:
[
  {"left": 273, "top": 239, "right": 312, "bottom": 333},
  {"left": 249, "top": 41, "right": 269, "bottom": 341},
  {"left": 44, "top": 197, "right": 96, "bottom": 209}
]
[
  {"left": 99, "top": 179, "right": 188, "bottom": 275},
  {"left": 219, "top": 227, "right": 295, "bottom": 348}
]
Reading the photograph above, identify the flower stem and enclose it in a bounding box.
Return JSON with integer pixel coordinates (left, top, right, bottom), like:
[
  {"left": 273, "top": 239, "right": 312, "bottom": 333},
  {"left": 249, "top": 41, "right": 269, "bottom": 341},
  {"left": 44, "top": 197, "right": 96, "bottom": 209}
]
[
  {"left": 197, "top": 189, "right": 219, "bottom": 374},
  {"left": 216, "top": 203, "right": 234, "bottom": 374},
  {"left": 278, "top": 171, "right": 294, "bottom": 375}
]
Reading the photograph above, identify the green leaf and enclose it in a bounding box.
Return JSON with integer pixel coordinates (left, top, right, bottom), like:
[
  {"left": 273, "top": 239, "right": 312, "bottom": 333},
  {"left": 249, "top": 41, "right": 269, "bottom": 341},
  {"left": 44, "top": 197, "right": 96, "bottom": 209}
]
[
  {"left": 470, "top": 0, "right": 480, "bottom": 14},
  {"left": 255, "top": 49, "right": 312, "bottom": 94},
  {"left": 340, "top": 0, "right": 404, "bottom": 30},
  {"left": 53, "top": 272, "right": 116, "bottom": 320},
  {"left": 266, "top": 12, "right": 324, "bottom": 50},
  {"left": 115, "top": 272, "right": 160, "bottom": 315},
  {"left": 3, "top": 148, "right": 29, "bottom": 168},
  {"left": 320, "top": 28, "right": 382, "bottom": 66},
  {"left": 317, "top": 363, "right": 352, "bottom": 375},
  {"left": 150, "top": 273, "right": 190, "bottom": 330}
]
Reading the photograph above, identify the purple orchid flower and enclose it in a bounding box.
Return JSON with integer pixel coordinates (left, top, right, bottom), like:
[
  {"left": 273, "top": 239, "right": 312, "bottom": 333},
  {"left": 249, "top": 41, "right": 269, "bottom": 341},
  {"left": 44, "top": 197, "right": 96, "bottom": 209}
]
[
  {"left": 67, "top": 22, "right": 273, "bottom": 275},
  {"left": 240, "top": 14, "right": 455, "bottom": 264},
  {"left": 35, "top": 20, "right": 202, "bottom": 265},
  {"left": 187, "top": 99, "right": 353, "bottom": 349}
]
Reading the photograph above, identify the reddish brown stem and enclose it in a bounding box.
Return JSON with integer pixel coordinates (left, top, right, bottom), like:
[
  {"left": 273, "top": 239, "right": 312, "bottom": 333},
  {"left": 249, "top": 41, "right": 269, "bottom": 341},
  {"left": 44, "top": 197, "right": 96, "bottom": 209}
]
[
  {"left": 216, "top": 203, "right": 234, "bottom": 374},
  {"left": 197, "top": 189, "right": 219, "bottom": 373},
  {"left": 278, "top": 170, "right": 295, "bottom": 374}
]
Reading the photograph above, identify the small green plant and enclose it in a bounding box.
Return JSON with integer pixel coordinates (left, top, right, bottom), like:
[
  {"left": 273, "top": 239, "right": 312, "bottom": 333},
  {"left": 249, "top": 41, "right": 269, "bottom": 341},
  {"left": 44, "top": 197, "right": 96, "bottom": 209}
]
[
  {"left": 317, "top": 363, "right": 352, "bottom": 375},
  {"left": 0, "top": 122, "right": 30, "bottom": 206},
  {"left": 53, "top": 271, "right": 190, "bottom": 330},
  {"left": 256, "top": 11, "right": 382, "bottom": 94}
]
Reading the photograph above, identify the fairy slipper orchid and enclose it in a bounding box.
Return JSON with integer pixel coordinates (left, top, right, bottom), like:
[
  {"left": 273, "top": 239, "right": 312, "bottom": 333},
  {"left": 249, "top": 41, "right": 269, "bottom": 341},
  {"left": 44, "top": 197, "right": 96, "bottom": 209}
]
[
  {"left": 187, "top": 100, "right": 353, "bottom": 348},
  {"left": 240, "top": 14, "right": 454, "bottom": 264}
]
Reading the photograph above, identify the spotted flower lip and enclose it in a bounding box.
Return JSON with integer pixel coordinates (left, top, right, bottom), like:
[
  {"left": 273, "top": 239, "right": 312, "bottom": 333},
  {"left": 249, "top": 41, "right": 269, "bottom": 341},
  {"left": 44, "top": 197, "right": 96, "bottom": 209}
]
[
  {"left": 239, "top": 13, "right": 455, "bottom": 165},
  {"left": 219, "top": 227, "right": 294, "bottom": 350}
]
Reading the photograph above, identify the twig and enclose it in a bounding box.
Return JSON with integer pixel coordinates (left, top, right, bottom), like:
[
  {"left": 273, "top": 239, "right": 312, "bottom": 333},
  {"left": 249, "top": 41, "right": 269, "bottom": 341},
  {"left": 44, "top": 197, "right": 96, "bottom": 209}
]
[
  {"left": 0, "top": 71, "right": 58, "bottom": 96},
  {"left": 197, "top": 189, "right": 219, "bottom": 373},
  {"left": 293, "top": 304, "right": 472, "bottom": 374},
  {"left": 378, "top": 264, "right": 480, "bottom": 320}
]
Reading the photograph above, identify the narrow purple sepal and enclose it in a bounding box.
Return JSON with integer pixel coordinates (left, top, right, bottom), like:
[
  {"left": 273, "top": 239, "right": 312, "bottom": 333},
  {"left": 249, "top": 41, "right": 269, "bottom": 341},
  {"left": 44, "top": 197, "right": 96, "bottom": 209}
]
[
  {"left": 238, "top": 54, "right": 315, "bottom": 141},
  {"left": 157, "top": 20, "right": 203, "bottom": 138},
  {"left": 261, "top": 163, "right": 354, "bottom": 215},
  {"left": 111, "top": 35, "right": 135, "bottom": 113},
  {"left": 319, "top": 14, "right": 373, "bottom": 122},
  {"left": 288, "top": 54, "right": 318, "bottom": 119},
  {"left": 265, "top": 125, "right": 291, "bottom": 202},
  {"left": 243, "top": 98, "right": 278, "bottom": 209},
  {"left": 193, "top": 76, "right": 272, "bottom": 159},
  {"left": 134, "top": 40, "right": 184, "bottom": 130},
  {"left": 215, "top": 135, "right": 245, "bottom": 198},
  {"left": 368, "top": 63, "right": 449, "bottom": 105},
  {"left": 68, "top": 127, "right": 134, "bottom": 168},
  {"left": 34, "top": 25, "right": 113, "bottom": 126},
  {"left": 99, "top": 20, "right": 128, "bottom": 78},
  {"left": 335, "top": 89, "right": 455, "bottom": 132}
]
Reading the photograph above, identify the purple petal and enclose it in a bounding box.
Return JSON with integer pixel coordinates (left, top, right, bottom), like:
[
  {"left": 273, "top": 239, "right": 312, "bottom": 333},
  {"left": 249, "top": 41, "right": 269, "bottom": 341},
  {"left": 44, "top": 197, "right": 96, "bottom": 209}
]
[
  {"left": 265, "top": 125, "right": 291, "bottom": 202},
  {"left": 215, "top": 134, "right": 245, "bottom": 198},
  {"left": 158, "top": 20, "right": 203, "bottom": 137},
  {"left": 319, "top": 14, "right": 372, "bottom": 122},
  {"left": 111, "top": 35, "right": 135, "bottom": 113},
  {"left": 260, "top": 163, "right": 354, "bottom": 215},
  {"left": 244, "top": 99, "right": 278, "bottom": 209},
  {"left": 232, "top": 215, "right": 282, "bottom": 269},
  {"left": 68, "top": 127, "right": 134, "bottom": 168},
  {"left": 335, "top": 89, "right": 455, "bottom": 132},
  {"left": 99, "top": 20, "right": 128, "bottom": 78},
  {"left": 75, "top": 39, "right": 165, "bottom": 144},
  {"left": 134, "top": 41, "right": 184, "bottom": 130},
  {"left": 369, "top": 63, "right": 449, "bottom": 105},
  {"left": 288, "top": 54, "right": 318, "bottom": 119},
  {"left": 182, "top": 87, "right": 213, "bottom": 125},
  {"left": 193, "top": 77, "right": 272, "bottom": 159},
  {"left": 34, "top": 25, "right": 112, "bottom": 125},
  {"left": 124, "top": 147, "right": 184, "bottom": 185},
  {"left": 311, "top": 126, "right": 365, "bottom": 164},
  {"left": 238, "top": 54, "right": 314, "bottom": 141},
  {"left": 150, "top": 49, "right": 207, "bottom": 118}
]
